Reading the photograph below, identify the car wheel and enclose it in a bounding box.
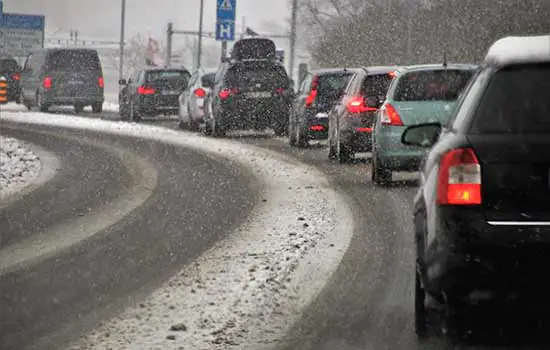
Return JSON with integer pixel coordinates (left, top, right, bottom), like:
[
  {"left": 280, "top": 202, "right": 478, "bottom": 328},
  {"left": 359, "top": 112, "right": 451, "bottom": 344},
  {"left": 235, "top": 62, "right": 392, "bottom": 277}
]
[
  {"left": 74, "top": 103, "right": 84, "bottom": 114},
  {"left": 289, "top": 119, "right": 297, "bottom": 147},
  {"left": 129, "top": 101, "right": 141, "bottom": 122},
  {"left": 179, "top": 120, "right": 189, "bottom": 130},
  {"left": 336, "top": 133, "right": 352, "bottom": 163},
  {"left": 372, "top": 150, "right": 392, "bottom": 185},
  {"left": 296, "top": 126, "right": 308, "bottom": 148},
  {"left": 36, "top": 92, "right": 49, "bottom": 112},
  {"left": 441, "top": 300, "right": 471, "bottom": 341},
  {"left": 92, "top": 102, "right": 103, "bottom": 113},
  {"left": 415, "top": 269, "right": 428, "bottom": 338}
]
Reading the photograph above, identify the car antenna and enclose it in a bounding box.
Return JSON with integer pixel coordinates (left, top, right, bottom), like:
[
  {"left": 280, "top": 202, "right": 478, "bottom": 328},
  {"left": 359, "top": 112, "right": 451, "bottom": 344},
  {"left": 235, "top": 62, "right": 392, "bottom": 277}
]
[{"left": 443, "top": 51, "right": 448, "bottom": 68}]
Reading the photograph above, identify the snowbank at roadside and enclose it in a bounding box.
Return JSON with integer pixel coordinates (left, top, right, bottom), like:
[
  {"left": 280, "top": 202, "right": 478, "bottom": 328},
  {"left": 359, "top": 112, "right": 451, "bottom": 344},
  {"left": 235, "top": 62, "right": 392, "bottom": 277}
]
[
  {"left": 0, "top": 136, "right": 42, "bottom": 199},
  {"left": 1, "top": 111, "right": 355, "bottom": 350}
]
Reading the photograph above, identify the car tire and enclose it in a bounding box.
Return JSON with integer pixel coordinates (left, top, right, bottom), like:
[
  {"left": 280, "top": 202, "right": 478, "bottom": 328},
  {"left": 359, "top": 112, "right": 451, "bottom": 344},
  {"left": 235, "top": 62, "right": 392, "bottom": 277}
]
[
  {"left": 296, "top": 127, "right": 308, "bottom": 148},
  {"left": 337, "top": 141, "right": 353, "bottom": 163},
  {"left": 289, "top": 120, "right": 297, "bottom": 147},
  {"left": 441, "top": 300, "right": 471, "bottom": 341},
  {"left": 92, "top": 102, "right": 103, "bottom": 113},
  {"left": 74, "top": 103, "right": 84, "bottom": 114},
  {"left": 36, "top": 92, "right": 49, "bottom": 112},
  {"left": 179, "top": 120, "right": 189, "bottom": 130},
  {"left": 372, "top": 150, "right": 392, "bottom": 185},
  {"left": 415, "top": 269, "right": 428, "bottom": 338}
]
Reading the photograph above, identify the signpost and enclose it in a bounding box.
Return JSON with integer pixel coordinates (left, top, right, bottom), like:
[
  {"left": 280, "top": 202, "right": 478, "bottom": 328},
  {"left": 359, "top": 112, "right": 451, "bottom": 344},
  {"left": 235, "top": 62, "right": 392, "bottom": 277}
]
[
  {"left": 0, "top": 2, "right": 45, "bottom": 57},
  {"left": 215, "top": 0, "right": 236, "bottom": 61}
]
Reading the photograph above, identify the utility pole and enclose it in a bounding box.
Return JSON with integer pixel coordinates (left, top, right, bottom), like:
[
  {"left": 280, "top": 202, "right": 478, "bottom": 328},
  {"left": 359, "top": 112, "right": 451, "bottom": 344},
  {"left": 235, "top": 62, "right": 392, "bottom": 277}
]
[
  {"left": 166, "top": 22, "right": 173, "bottom": 67},
  {"left": 197, "top": 0, "right": 204, "bottom": 69},
  {"left": 221, "top": 41, "right": 227, "bottom": 62},
  {"left": 119, "top": 0, "right": 126, "bottom": 81},
  {"left": 289, "top": 0, "right": 298, "bottom": 81}
]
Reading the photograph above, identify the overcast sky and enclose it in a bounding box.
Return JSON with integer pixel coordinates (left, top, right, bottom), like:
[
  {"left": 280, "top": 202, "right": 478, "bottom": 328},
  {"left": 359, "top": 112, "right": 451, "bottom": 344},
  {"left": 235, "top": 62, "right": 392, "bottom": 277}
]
[{"left": 5, "top": 0, "right": 290, "bottom": 41}]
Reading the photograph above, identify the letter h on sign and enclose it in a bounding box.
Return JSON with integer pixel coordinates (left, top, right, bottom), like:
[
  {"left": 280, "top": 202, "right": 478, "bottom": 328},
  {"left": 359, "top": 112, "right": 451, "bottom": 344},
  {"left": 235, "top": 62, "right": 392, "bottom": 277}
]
[{"left": 216, "top": 22, "right": 235, "bottom": 41}]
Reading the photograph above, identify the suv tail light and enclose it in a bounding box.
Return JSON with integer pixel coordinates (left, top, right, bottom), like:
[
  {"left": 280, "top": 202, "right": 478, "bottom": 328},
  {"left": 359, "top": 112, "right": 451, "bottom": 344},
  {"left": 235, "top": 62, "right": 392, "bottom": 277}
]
[
  {"left": 275, "top": 87, "right": 285, "bottom": 94},
  {"left": 12, "top": 73, "right": 20, "bottom": 81},
  {"left": 437, "top": 148, "right": 481, "bottom": 205},
  {"left": 380, "top": 103, "right": 403, "bottom": 126},
  {"left": 137, "top": 85, "right": 155, "bottom": 95},
  {"left": 194, "top": 87, "right": 206, "bottom": 98},
  {"left": 43, "top": 76, "right": 52, "bottom": 89},
  {"left": 347, "top": 96, "right": 376, "bottom": 114},
  {"left": 219, "top": 87, "right": 239, "bottom": 100},
  {"left": 305, "top": 75, "right": 319, "bottom": 107},
  {"left": 98, "top": 76, "right": 104, "bottom": 88}
]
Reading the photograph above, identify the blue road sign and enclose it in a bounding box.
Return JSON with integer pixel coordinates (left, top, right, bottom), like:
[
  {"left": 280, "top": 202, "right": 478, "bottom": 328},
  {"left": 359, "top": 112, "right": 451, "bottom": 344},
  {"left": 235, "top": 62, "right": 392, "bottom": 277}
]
[
  {"left": 216, "top": 21, "right": 235, "bottom": 41},
  {"left": 216, "top": 0, "right": 236, "bottom": 22},
  {"left": 0, "top": 13, "right": 45, "bottom": 30}
]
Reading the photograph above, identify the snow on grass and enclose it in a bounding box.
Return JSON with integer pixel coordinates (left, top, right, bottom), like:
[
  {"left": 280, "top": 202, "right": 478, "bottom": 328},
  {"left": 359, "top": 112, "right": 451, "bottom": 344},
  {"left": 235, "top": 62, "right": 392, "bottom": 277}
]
[
  {"left": 1, "top": 111, "right": 354, "bottom": 350},
  {"left": 0, "top": 135, "right": 42, "bottom": 199}
]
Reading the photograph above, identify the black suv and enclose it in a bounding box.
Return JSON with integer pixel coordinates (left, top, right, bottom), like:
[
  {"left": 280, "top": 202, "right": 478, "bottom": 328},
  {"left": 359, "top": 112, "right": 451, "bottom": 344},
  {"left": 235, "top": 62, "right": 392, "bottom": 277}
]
[
  {"left": 20, "top": 48, "right": 104, "bottom": 113},
  {"left": 403, "top": 35, "right": 550, "bottom": 339},
  {"left": 205, "top": 38, "right": 293, "bottom": 136},
  {"left": 289, "top": 68, "right": 359, "bottom": 148},
  {"left": 0, "top": 56, "right": 22, "bottom": 103}
]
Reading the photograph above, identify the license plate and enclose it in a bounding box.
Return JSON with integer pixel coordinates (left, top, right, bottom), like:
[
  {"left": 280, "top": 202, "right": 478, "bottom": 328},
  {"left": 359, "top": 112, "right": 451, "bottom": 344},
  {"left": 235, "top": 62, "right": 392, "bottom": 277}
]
[
  {"left": 315, "top": 112, "right": 328, "bottom": 120},
  {"left": 162, "top": 90, "right": 180, "bottom": 95},
  {"left": 246, "top": 91, "right": 271, "bottom": 98}
]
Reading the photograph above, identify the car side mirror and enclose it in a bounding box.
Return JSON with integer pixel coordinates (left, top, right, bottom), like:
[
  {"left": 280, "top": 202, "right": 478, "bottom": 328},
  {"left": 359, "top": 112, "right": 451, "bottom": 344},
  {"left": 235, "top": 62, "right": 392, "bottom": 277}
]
[
  {"left": 119, "top": 79, "right": 127, "bottom": 85},
  {"left": 401, "top": 123, "right": 442, "bottom": 148}
]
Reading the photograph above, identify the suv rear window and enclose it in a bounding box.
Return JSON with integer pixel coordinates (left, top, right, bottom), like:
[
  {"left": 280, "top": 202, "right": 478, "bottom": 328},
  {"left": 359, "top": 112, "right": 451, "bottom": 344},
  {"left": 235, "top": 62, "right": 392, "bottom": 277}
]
[
  {"left": 360, "top": 73, "right": 393, "bottom": 97},
  {"left": 0, "top": 58, "right": 20, "bottom": 72},
  {"left": 47, "top": 50, "right": 101, "bottom": 71},
  {"left": 225, "top": 64, "right": 288, "bottom": 88},
  {"left": 317, "top": 73, "right": 352, "bottom": 94},
  {"left": 394, "top": 69, "right": 474, "bottom": 101},
  {"left": 146, "top": 70, "right": 188, "bottom": 81},
  {"left": 471, "top": 64, "right": 550, "bottom": 134}
]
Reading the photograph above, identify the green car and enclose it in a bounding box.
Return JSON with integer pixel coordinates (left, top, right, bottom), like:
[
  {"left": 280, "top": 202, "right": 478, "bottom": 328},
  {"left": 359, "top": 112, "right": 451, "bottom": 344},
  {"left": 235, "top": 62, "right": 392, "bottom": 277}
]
[{"left": 371, "top": 63, "right": 477, "bottom": 185}]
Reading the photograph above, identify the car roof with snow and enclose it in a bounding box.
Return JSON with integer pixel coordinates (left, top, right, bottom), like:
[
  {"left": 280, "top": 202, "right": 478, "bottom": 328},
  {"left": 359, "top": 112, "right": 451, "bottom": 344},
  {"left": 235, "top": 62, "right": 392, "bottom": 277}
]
[
  {"left": 311, "top": 68, "right": 362, "bottom": 75},
  {"left": 396, "top": 63, "right": 478, "bottom": 73},
  {"left": 484, "top": 35, "right": 550, "bottom": 67},
  {"left": 361, "top": 65, "right": 400, "bottom": 75}
]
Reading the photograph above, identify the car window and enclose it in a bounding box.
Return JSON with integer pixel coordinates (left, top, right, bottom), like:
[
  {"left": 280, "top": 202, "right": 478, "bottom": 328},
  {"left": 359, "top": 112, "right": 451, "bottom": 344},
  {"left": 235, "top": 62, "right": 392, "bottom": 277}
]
[
  {"left": 225, "top": 63, "right": 288, "bottom": 88},
  {"left": 394, "top": 69, "right": 474, "bottom": 101},
  {"left": 146, "top": 70, "right": 187, "bottom": 81},
  {"left": 317, "top": 73, "right": 353, "bottom": 93},
  {"left": 0, "top": 58, "right": 21, "bottom": 72},
  {"left": 188, "top": 71, "right": 199, "bottom": 88},
  {"left": 360, "top": 73, "right": 393, "bottom": 97},
  {"left": 47, "top": 50, "right": 101, "bottom": 71},
  {"left": 470, "top": 63, "right": 550, "bottom": 134},
  {"left": 201, "top": 73, "right": 216, "bottom": 87},
  {"left": 23, "top": 54, "right": 33, "bottom": 72}
]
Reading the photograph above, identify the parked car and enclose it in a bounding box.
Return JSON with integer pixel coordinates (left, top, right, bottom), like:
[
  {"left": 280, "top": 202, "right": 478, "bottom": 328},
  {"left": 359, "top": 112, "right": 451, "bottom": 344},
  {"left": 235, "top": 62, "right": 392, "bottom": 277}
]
[
  {"left": 118, "top": 67, "right": 191, "bottom": 122},
  {"left": 371, "top": 63, "right": 477, "bottom": 184},
  {"left": 289, "top": 68, "right": 359, "bottom": 148},
  {"left": 327, "top": 66, "right": 398, "bottom": 162},
  {"left": 20, "top": 48, "right": 104, "bottom": 113},
  {"left": 205, "top": 57, "right": 293, "bottom": 136},
  {"left": 405, "top": 35, "right": 550, "bottom": 339},
  {"left": 178, "top": 68, "right": 217, "bottom": 131},
  {"left": 0, "top": 56, "right": 22, "bottom": 103}
]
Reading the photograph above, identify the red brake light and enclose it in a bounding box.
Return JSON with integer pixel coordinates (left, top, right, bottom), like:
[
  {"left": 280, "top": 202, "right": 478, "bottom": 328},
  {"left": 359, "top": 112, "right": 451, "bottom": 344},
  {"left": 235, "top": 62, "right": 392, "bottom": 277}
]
[
  {"left": 380, "top": 103, "right": 404, "bottom": 126},
  {"left": 137, "top": 86, "right": 155, "bottom": 95},
  {"left": 43, "top": 76, "right": 52, "bottom": 89},
  {"left": 437, "top": 148, "right": 482, "bottom": 205},
  {"left": 347, "top": 96, "right": 376, "bottom": 114},
  {"left": 12, "top": 73, "right": 20, "bottom": 81},
  {"left": 388, "top": 71, "right": 397, "bottom": 78},
  {"left": 194, "top": 87, "right": 206, "bottom": 98},
  {"left": 98, "top": 77, "right": 104, "bottom": 88},
  {"left": 275, "top": 87, "right": 285, "bottom": 94},
  {"left": 219, "top": 88, "right": 238, "bottom": 100},
  {"left": 305, "top": 75, "right": 319, "bottom": 107}
]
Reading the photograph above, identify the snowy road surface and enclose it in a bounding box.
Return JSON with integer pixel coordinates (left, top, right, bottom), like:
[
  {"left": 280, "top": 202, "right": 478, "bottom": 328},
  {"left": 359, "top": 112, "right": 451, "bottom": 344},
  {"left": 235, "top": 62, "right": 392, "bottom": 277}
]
[
  {"left": 1, "top": 112, "right": 354, "bottom": 350},
  {"left": 0, "top": 135, "right": 50, "bottom": 201}
]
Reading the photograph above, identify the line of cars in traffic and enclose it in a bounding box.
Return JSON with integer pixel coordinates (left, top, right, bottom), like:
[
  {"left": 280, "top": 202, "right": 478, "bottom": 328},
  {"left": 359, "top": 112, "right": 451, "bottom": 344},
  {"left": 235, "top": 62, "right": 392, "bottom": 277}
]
[{"left": 174, "top": 34, "right": 550, "bottom": 342}]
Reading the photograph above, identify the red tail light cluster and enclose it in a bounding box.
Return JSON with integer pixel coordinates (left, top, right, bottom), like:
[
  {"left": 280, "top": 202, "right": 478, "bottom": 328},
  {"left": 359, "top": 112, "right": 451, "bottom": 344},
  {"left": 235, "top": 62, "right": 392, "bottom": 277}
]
[
  {"left": 12, "top": 73, "right": 20, "bottom": 81},
  {"left": 305, "top": 75, "right": 319, "bottom": 107},
  {"left": 194, "top": 87, "right": 206, "bottom": 98},
  {"left": 437, "top": 148, "right": 482, "bottom": 205},
  {"left": 98, "top": 76, "right": 104, "bottom": 88},
  {"left": 219, "top": 87, "right": 239, "bottom": 100},
  {"left": 380, "top": 103, "right": 404, "bottom": 126},
  {"left": 43, "top": 76, "right": 52, "bottom": 89},
  {"left": 346, "top": 96, "right": 376, "bottom": 114},
  {"left": 137, "top": 85, "right": 155, "bottom": 95},
  {"left": 275, "top": 87, "right": 285, "bottom": 94}
]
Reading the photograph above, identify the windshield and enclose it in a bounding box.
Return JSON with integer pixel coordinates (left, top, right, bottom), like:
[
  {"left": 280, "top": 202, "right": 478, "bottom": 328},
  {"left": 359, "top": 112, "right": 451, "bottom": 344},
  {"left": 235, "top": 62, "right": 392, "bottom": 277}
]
[
  {"left": 47, "top": 50, "right": 101, "bottom": 71},
  {"left": 472, "top": 64, "right": 550, "bottom": 133},
  {"left": 394, "top": 69, "right": 474, "bottom": 101}
]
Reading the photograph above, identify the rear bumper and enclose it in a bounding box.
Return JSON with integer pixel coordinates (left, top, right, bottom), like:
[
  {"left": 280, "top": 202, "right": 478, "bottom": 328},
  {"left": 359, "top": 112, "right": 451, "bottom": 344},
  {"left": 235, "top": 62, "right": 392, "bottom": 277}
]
[
  {"left": 375, "top": 126, "right": 425, "bottom": 171},
  {"left": 426, "top": 207, "right": 550, "bottom": 305},
  {"left": 44, "top": 90, "right": 104, "bottom": 106},
  {"left": 217, "top": 98, "right": 290, "bottom": 129},
  {"left": 304, "top": 112, "right": 329, "bottom": 140}
]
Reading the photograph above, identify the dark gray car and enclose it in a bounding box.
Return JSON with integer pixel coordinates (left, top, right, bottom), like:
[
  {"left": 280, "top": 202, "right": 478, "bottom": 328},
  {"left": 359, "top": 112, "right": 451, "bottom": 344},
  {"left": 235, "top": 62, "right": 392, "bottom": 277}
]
[{"left": 20, "top": 48, "right": 105, "bottom": 113}]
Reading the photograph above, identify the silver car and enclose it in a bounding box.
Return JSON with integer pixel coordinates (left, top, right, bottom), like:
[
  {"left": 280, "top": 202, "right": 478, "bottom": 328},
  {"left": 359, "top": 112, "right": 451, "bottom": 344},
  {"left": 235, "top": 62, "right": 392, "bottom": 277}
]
[{"left": 178, "top": 68, "right": 217, "bottom": 131}]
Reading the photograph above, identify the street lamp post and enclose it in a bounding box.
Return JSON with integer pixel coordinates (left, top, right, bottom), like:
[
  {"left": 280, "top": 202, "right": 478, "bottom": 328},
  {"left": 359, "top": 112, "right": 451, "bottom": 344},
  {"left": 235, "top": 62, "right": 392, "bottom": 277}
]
[
  {"left": 197, "top": 0, "right": 204, "bottom": 70},
  {"left": 289, "top": 0, "right": 298, "bottom": 82},
  {"left": 119, "top": 0, "right": 126, "bottom": 81}
]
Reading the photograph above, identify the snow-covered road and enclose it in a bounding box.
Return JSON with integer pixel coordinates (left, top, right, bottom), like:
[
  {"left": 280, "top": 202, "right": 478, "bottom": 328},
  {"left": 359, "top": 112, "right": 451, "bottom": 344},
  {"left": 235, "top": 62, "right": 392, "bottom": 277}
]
[
  {"left": 2, "top": 111, "right": 355, "bottom": 350},
  {"left": 0, "top": 136, "right": 42, "bottom": 199}
]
